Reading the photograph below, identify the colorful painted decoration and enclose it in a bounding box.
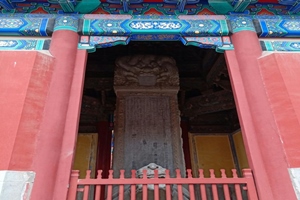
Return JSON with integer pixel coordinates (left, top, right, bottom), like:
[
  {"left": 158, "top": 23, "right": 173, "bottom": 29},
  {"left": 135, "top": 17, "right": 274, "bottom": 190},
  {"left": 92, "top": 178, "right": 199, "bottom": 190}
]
[
  {"left": 0, "top": 11, "right": 300, "bottom": 52},
  {"left": 1, "top": 14, "right": 300, "bottom": 38},
  {"left": 260, "top": 40, "right": 300, "bottom": 51},
  {"left": 0, "top": 39, "right": 49, "bottom": 50},
  {"left": 1, "top": 0, "right": 300, "bottom": 15}
]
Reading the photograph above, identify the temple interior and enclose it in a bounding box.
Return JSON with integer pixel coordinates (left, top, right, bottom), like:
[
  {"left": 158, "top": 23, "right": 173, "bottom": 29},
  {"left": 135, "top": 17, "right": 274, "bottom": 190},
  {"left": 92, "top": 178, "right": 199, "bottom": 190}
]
[
  {"left": 79, "top": 41, "right": 240, "bottom": 134},
  {"left": 73, "top": 41, "right": 249, "bottom": 180}
]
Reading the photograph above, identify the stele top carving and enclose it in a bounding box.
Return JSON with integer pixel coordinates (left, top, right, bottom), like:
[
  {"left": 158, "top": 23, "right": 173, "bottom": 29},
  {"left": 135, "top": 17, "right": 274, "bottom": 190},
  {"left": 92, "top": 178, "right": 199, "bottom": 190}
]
[{"left": 114, "top": 55, "right": 179, "bottom": 88}]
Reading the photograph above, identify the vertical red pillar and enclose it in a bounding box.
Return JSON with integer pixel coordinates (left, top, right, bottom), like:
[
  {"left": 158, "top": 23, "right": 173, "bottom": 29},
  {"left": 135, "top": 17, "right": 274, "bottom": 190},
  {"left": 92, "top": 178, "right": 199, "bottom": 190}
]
[
  {"left": 96, "top": 121, "right": 112, "bottom": 200},
  {"left": 29, "top": 16, "right": 87, "bottom": 200},
  {"left": 181, "top": 118, "right": 192, "bottom": 171},
  {"left": 96, "top": 121, "right": 112, "bottom": 177},
  {"left": 225, "top": 16, "right": 298, "bottom": 200}
]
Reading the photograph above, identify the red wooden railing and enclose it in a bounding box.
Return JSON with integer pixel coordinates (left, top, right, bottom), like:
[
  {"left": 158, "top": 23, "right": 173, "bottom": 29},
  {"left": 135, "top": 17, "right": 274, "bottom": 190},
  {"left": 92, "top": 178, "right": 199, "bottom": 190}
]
[{"left": 67, "top": 169, "right": 258, "bottom": 200}]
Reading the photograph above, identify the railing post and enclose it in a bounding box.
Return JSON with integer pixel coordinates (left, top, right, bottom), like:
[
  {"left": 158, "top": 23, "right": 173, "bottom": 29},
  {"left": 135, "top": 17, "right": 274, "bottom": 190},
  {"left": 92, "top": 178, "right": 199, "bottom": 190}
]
[
  {"left": 67, "top": 170, "right": 79, "bottom": 200},
  {"left": 243, "top": 169, "right": 259, "bottom": 200}
]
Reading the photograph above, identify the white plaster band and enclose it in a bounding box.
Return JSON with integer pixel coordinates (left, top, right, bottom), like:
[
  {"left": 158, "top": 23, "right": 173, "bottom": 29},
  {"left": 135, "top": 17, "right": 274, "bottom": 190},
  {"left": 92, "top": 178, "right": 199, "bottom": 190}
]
[
  {"left": 0, "top": 170, "right": 35, "bottom": 200},
  {"left": 288, "top": 168, "right": 300, "bottom": 200}
]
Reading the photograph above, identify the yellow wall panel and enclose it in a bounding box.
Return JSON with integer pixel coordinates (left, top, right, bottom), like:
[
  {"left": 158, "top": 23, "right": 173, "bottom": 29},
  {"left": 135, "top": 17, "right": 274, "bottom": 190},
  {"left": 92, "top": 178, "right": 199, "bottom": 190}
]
[
  {"left": 73, "top": 133, "right": 98, "bottom": 178},
  {"left": 190, "top": 134, "right": 235, "bottom": 178},
  {"left": 233, "top": 131, "right": 249, "bottom": 169}
]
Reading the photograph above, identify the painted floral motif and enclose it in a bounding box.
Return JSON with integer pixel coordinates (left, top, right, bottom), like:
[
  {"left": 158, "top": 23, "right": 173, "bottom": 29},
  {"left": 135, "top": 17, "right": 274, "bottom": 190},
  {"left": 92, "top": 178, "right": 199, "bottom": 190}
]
[
  {"left": 228, "top": 16, "right": 255, "bottom": 33},
  {"left": 282, "top": 21, "right": 300, "bottom": 31},
  {"left": 183, "top": 19, "right": 229, "bottom": 36},
  {"left": 54, "top": 16, "right": 79, "bottom": 32},
  {"left": 88, "top": 19, "right": 128, "bottom": 35},
  {"left": 78, "top": 36, "right": 130, "bottom": 52},
  {"left": 261, "top": 40, "right": 300, "bottom": 51},
  {"left": 130, "top": 34, "right": 180, "bottom": 41},
  {"left": 89, "top": 36, "right": 129, "bottom": 45},
  {"left": 0, "top": 19, "right": 24, "bottom": 28},
  {"left": 182, "top": 36, "right": 223, "bottom": 47},
  {"left": 0, "top": 40, "right": 17, "bottom": 47},
  {"left": 0, "top": 39, "right": 47, "bottom": 50},
  {"left": 290, "top": 42, "right": 300, "bottom": 49},
  {"left": 129, "top": 21, "right": 181, "bottom": 29},
  {"left": 0, "top": 17, "right": 51, "bottom": 36}
]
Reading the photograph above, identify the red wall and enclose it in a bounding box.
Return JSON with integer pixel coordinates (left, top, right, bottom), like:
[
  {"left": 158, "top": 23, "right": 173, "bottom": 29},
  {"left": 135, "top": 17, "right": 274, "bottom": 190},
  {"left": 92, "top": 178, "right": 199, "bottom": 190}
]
[
  {"left": 0, "top": 31, "right": 87, "bottom": 200},
  {"left": 258, "top": 53, "right": 300, "bottom": 168},
  {"left": 0, "top": 51, "right": 54, "bottom": 170}
]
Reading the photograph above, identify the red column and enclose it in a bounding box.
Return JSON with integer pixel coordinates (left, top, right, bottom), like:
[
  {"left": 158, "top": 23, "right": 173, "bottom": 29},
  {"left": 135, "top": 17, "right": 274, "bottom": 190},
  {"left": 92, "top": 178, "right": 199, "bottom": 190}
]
[
  {"left": 181, "top": 119, "right": 192, "bottom": 171},
  {"left": 96, "top": 121, "right": 112, "bottom": 176},
  {"left": 28, "top": 30, "right": 87, "bottom": 200},
  {"left": 53, "top": 48, "right": 87, "bottom": 200},
  {"left": 96, "top": 121, "right": 112, "bottom": 200},
  {"left": 225, "top": 31, "right": 297, "bottom": 200}
]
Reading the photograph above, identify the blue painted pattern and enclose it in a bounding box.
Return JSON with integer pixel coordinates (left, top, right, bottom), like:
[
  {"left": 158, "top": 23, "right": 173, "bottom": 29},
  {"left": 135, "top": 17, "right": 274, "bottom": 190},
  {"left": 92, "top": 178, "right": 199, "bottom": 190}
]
[
  {"left": 181, "top": 36, "right": 234, "bottom": 52},
  {"left": 228, "top": 15, "right": 255, "bottom": 33},
  {"left": 0, "top": 17, "right": 49, "bottom": 36},
  {"left": 256, "top": 15, "right": 300, "bottom": 37},
  {"left": 129, "top": 21, "right": 182, "bottom": 30},
  {"left": 0, "top": 14, "right": 299, "bottom": 38},
  {"left": 1, "top": 14, "right": 300, "bottom": 54},
  {"left": 182, "top": 19, "right": 229, "bottom": 36},
  {"left": 130, "top": 34, "right": 181, "bottom": 41},
  {"left": 0, "top": 39, "right": 48, "bottom": 50},
  {"left": 54, "top": 15, "right": 78, "bottom": 32},
  {"left": 84, "top": 19, "right": 128, "bottom": 35},
  {"left": 78, "top": 36, "right": 129, "bottom": 52},
  {"left": 261, "top": 40, "right": 300, "bottom": 51}
]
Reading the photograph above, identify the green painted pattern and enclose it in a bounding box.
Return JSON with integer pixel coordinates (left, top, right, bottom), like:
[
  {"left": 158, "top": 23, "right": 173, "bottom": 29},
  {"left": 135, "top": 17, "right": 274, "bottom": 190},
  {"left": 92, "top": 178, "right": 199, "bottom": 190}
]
[
  {"left": 1, "top": 14, "right": 300, "bottom": 53},
  {"left": 54, "top": 15, "right": 78, "bottom": 32},
  {"left": 228, "top": 16, "right": 256, "bottom": 33}
]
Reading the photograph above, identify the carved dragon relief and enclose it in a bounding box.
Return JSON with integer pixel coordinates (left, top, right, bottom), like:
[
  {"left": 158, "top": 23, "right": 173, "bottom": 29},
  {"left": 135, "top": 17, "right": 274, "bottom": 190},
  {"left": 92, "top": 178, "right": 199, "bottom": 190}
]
[{"left": 114, "top": 55, "right": 179, "bottom": 88}]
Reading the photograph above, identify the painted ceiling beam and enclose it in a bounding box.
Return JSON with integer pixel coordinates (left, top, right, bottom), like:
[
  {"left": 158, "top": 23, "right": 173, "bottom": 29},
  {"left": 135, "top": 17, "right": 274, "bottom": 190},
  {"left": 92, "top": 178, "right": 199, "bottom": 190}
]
[
  {"left": 0, "top": 0, "right": 299, "bottom": 14},
  {"left": 1, "top": 14, "right": 300, "bottom": 52},
  {"left": 0, "top": 14, "right": 299, "bottom": 37}
]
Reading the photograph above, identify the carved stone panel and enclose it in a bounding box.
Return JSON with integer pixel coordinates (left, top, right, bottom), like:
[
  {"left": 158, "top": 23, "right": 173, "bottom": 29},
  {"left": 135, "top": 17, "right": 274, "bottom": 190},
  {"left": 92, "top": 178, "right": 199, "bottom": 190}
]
[
  {"left": 113, "top": 55, "right": 185, "bottom": 178},
  {"left": 123, "top": 96, "right": 173, "bottom": 176},
  {"left": 114, "top": 55, "right": 179, "bottom": 90}
]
